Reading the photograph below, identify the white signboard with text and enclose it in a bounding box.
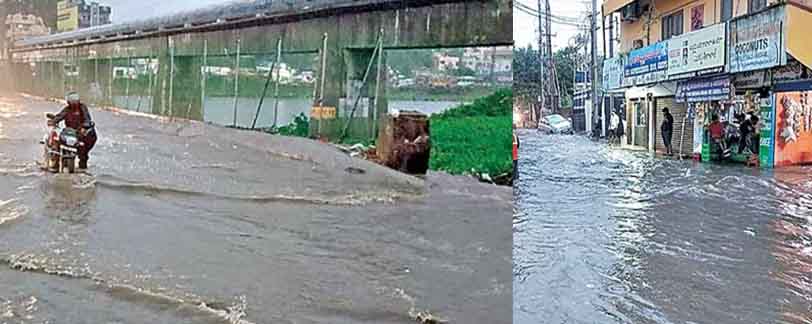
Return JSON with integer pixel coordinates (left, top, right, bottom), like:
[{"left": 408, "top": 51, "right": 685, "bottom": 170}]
[{"left": 667, "top": 23, "right": 726, "bottom": 79}]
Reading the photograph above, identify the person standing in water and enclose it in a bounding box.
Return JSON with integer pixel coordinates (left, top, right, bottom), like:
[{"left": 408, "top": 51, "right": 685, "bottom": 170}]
[{"left": 661, "top": 107, "right": 674, "bottom": 156}]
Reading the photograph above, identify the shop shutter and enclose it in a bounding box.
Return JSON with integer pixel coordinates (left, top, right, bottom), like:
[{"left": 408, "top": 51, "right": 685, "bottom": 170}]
[{"left": 655, "top": 97, "right": 694, "bottom": 156}]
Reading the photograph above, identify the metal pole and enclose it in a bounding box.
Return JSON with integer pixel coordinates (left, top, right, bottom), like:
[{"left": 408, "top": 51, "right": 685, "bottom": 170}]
[
  {"left": 272, "top": 38, "right": 283, "bottom": 128},
  {"left": 538, "top": 0, "right": 545, "bottom": 120},
  {"left": 679, "top": 114, "right": 687, "bottom": 159},
  {"left": 201, "top": 39, "right": 208, "bottom": 120},
  {"left": 590, "top": 2, "right": 599, "bottom": 138},
  {"left": 372, "top": 28, "right": 384, "bottom": 138},
  {"left": 108, "top": 56, "right": 113, "bottom": 105},
  {"left": 143, "top": 51, "right": 155, "bottom": 113},
  {"left": 317, "top": 33, "right": 328, "bottom": 138},
  {"left": 252, "top": 46, "right": 278, "bottom": 129},
  {"left": 169, "top": 37, "right": 175, "bottom": 117},
  {"left": 125, "top": 49, "right": 131, "bottom": 109},
  {"left": 233, "top": 38, "right": 241, "bottom": 127}
]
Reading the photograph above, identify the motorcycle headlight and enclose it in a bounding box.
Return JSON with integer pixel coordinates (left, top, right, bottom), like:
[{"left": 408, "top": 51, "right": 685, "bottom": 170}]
[{"left": 64, "top": 136, "right": 77, "bottom": 146}]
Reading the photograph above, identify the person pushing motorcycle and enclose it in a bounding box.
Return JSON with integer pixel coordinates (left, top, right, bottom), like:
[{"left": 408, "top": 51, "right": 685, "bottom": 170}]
[{"left": 51, "top": 92, "right": 97, "bottom": 170}]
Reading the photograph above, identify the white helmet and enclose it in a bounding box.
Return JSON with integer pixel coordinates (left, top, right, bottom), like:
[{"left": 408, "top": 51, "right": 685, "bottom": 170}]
[{"left": 66, "top": 92, "right": 80, "bottom": 103}]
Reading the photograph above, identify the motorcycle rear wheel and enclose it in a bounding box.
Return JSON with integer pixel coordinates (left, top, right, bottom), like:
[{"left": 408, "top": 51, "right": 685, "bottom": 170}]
[{"left": 63, "top": 157, "right": 75, "bottom": 174}]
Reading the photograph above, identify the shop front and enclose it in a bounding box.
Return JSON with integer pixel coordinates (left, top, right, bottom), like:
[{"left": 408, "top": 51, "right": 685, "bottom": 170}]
[
  {"left": 672, "top": 76, "right": 744, "bottom": 162},
  {"left": 623, "top": 42, "right": 668, "bottom": 151},
  {"left": 625, "top": 84, "right": 675, "bottom": 151},
  {"left": 659, "top": 23, "right": 727, "bottom": 158}
]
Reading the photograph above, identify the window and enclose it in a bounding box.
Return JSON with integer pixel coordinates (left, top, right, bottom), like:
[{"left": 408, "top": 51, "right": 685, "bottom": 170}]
[
  {"left": 661, "top": 10, "right": 684, "bottom": 40},
  {"left": 749, "top": 0, "right": 767, "bottom": 13},
  {"left": 721, "top": 0, "right": 733, "bottom": 21}
]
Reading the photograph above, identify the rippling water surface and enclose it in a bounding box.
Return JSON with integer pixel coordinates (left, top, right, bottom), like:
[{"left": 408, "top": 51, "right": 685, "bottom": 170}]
[
  {"left": 0, "top": 94, "right": 511, "bottom": 324},
  {"left": 514, "top": 129, "right": 812, "bottom": 324}
]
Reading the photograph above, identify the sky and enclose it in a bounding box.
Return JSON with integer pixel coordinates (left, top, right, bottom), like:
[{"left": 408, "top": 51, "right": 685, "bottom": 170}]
[
  {"left": 103, "top": 0, "right": 229, "bottom": 23},
  {"left": 513, "top": 0, "right": 594, "bottom": 50}
]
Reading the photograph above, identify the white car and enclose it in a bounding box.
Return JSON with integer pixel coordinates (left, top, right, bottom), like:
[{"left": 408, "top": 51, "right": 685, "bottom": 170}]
[{"left": 539, "top": 114, "right": 574, "bottom": 134}]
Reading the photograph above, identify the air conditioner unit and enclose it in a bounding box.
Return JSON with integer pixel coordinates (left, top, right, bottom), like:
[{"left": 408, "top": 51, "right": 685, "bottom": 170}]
[{"left": 621, "top": 1, "right": 641, "bottom": 22}]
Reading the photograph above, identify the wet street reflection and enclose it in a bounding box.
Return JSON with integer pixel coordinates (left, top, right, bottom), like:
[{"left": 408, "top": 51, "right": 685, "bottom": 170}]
[
  {"left": 0, "top": 94, "right": 511, "bottom": 324},
  {"left": 514, "top": 129, "right": 812, "bottom": 324}
]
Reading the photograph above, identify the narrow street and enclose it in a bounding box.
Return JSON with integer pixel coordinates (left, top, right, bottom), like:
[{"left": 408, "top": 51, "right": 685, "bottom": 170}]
[
  {"left": 0, "top": 94, "right": 511, "bottom": 324},
  {"left": 514, "top": 130, "right": 812, "bottom": 324}
]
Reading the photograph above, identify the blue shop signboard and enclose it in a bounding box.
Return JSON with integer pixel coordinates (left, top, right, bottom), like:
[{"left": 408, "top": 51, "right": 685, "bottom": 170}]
[
  {"left": 675, "top": 76, "right": 732, "bottom": 103},
  {"left": 625, "top": 42, "right": 668, "bottom": 86}
]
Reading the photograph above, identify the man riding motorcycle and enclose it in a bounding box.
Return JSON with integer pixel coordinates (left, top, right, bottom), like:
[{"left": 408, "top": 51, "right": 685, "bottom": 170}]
[{"left": 50, "top": 92, "right": 97, "bottom": 169}]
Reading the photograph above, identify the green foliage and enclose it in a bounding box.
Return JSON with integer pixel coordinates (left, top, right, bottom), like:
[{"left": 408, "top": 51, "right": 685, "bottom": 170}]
[
  {"left": 434, "top": 88, "right": 512, "bottom": 119},
  {"left": 513, "top": 44, "right": 582, "bottom": 108},
  {"left": 387, "top": 86, "right": 497, "bottom": 102},
  {"left": 277, "top": 113, "right": 310, "bottom": 137},
  {"left": 429, "top": 89, "right": 513, "bottom": 176},
  {"left": 429, "top": 115, "right": 512, "bottom": 176}
]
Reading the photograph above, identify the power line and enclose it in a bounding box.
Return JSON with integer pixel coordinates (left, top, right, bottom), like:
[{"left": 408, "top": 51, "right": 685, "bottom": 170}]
[
  {"left": 515, "top": 7, "right": 588, "bottom": 27},
  {"left": 515, "top": 3, "right": 589, "bottom": 28},
  {"left": 515, "top": 1, "right": 584, "bottom": 22}
]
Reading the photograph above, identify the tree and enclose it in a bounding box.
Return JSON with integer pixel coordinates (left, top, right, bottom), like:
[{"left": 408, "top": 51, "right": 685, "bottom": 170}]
[
  {"left": 513, "top": 44, "right": 581, "bottom": 108},
  {"left": 553, "top": 45, "right": 581, "bottom": 108}
]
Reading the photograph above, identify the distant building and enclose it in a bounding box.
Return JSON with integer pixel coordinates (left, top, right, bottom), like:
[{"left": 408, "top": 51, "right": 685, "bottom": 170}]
[
  {"left": 4, "top": 13, "right": 50, "bottom": 58},
  {"left": 462, "top": 46, "right": 513, "bottom": 76},
  {"left": 432, "top": 52, "right": 459, "bottom": 72},
  {"left": 0, "top": 0, "right": 58, "bottom": 59},
  {"left": 58, "top": 0, "right": 111, "bottom": 32}
]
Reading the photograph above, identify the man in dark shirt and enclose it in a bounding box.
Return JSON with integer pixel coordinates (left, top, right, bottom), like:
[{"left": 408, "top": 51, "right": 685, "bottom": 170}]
[
  {"left": 51, "top": 92, "right": 97, "bottom": 170},
  {"left": 661, "top": 108, "right": 674, "bottom": 156}
]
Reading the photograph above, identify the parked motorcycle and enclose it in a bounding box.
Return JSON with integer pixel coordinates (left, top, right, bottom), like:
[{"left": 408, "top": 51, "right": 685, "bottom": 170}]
[{"left": 40, "top": 113, "right": 90, "bottom": 174}]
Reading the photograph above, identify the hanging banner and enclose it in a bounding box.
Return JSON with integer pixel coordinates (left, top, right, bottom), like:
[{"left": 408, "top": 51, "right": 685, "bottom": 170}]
[
  {"left": 773, "top": 91, "right": 812, "bottom": 166},
  {"left": 667, "top": 23, "right": 726, "bottom": 79},
  {"left": 760, "top": 103, "right": 775, "bottom": 167},
  {"left": 728, "top": 5, "right": 786, "bottom": 73},
  {"left": 676, "top": 75, "right": 732, "bottom": 103},
  {"left": 602, "top": 56, "right": 623, "bottom": 90},
  {"left": 625, "top": 42, "right": 668, "bottom": 86}
]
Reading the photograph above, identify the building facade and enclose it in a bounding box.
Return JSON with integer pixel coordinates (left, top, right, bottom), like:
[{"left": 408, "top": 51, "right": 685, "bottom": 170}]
[
  {"left": 58, "top": 0, "right": 110, "bottom": 32},
  {"left": 602, "top": 0, "right": 812, "bottom": 167}
]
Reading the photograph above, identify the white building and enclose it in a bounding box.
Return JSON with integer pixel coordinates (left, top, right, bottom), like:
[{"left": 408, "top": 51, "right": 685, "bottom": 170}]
[
  {"left": 462, "top": 46, "right": 513, "bottom": 76},
  {"left": 432, "top": 52, "right": 460, "bottom": 72}
]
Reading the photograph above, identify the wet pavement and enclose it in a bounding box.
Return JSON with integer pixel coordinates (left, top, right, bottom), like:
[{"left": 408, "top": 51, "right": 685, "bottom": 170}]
[
  {"left": 514, "top": 130, "right": 812, "bottom": 324},
  {"left": 0, "top": 94, "right": 511, "bottom": 324}
]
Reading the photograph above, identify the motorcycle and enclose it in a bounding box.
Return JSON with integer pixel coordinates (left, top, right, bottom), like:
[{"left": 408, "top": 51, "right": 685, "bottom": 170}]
[{"left": 40, "top": 113, "right": 92, "bottom": 174}]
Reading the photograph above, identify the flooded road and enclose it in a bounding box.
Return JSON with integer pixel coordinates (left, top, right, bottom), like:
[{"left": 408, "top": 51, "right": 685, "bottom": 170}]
[
  {"left": 514, "top": 130, "right": 812, "bottom": 324},
  {"left": 0, "top": 94, "right": 511, "bottom": 324}
]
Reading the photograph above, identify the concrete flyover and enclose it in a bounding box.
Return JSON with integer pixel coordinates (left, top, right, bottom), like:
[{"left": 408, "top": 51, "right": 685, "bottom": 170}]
[{"left": 7, "top": 0, "right": 513, "bottom": 139}]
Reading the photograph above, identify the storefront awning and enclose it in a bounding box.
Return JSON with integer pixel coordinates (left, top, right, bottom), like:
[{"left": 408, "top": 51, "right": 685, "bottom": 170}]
[
  {"left": 603, "top": 0, "right": 635, "bottom": 15},
  {"left": 786, "top": 4, "right": 812, "bottom": 72}
]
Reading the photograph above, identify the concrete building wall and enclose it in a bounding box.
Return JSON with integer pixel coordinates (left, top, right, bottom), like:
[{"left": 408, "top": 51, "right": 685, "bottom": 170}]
[{"left": 615, "top": 0, "right": 758, "bottom": 52}]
